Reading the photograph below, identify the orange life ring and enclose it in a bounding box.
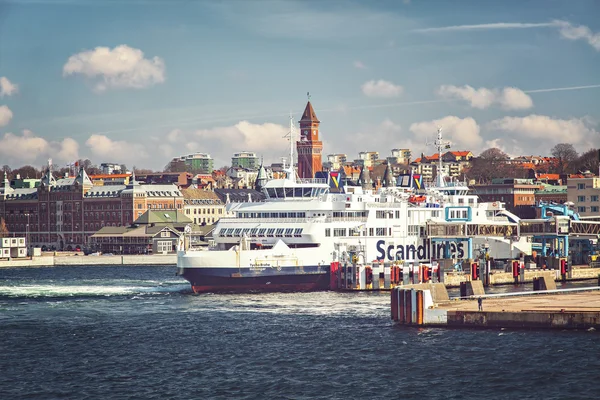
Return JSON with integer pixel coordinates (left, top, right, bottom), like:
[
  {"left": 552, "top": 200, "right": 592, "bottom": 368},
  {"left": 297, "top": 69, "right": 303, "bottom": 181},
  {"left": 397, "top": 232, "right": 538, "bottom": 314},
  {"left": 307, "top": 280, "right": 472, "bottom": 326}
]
[{"left": 492, "top": 202, "right": 498, "bottom": 207}]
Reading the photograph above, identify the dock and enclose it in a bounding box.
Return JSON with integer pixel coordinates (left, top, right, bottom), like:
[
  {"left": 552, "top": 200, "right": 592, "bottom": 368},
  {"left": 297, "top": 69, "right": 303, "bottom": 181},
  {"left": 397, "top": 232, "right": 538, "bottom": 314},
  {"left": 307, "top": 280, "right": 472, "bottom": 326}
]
[{"left": 391, "top": 284, "right": 600, "bottom": 330}]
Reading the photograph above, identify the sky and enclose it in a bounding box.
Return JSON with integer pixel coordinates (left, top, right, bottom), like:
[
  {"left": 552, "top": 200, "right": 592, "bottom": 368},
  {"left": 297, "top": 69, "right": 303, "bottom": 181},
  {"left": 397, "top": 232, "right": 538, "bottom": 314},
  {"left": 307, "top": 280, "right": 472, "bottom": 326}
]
[{"left": 0, "top": 0, "right": 599, "bottom": 171}]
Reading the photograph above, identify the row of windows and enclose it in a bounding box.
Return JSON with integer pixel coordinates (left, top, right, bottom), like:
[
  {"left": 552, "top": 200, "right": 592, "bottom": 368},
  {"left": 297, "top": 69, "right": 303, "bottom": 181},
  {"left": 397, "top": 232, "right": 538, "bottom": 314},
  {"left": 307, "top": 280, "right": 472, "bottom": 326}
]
[
  {"left": 577, "top": 195, "right": 599, "bottom": 202},
  {"left": 578, "top": 206, "right": 600, "bottom": 213},
  {"left": 332, "top": 211, "right": 368, "bottom": 218},
  {"left": 185, "top": 208, "right": 223, "bottom": 215},
  {"left": 237, "top": 212, "right": 307, "bottom": 219},
  {"left": 265, "top": 187, "right": 328, "bottom": 199},
  {"left": 194, "top": 217, "right": 217, "bottom": 224},
  {"left": 448, "top": 209, "right": 469, "bottom": 220},
  {"left": 325, "top": 227, "right": 393, "bottom": 237},
  {"left": 218, "top": 227, "right": 303, "bottom": 238}
]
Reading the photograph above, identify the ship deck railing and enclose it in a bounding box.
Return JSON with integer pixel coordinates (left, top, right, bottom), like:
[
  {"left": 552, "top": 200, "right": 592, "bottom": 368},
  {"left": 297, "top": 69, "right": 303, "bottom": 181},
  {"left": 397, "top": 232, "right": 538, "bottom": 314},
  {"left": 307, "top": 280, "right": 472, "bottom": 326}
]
[
  {"left": 295, "top": 178, "right": 327, "bottom": 184},
  {"left": 218, "top": 216, "right": 368, "bottom": 224}
]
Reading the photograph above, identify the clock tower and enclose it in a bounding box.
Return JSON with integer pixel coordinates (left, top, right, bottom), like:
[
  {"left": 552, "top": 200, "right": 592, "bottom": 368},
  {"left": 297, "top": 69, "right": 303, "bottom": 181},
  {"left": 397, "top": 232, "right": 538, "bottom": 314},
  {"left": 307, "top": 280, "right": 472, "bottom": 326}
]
[{"left": 296, "top": 99, "right": 323, "bottom": 179}]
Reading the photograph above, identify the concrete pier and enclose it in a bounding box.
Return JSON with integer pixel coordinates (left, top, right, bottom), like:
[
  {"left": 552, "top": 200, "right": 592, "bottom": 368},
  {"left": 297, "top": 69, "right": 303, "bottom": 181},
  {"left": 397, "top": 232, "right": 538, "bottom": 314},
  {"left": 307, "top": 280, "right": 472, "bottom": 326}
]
[
  {"left": 0, "top": 254, "right": 177, "bottom": 268},
  {"left": 391, "top": 286, "right": 600, "bottom": 330}
]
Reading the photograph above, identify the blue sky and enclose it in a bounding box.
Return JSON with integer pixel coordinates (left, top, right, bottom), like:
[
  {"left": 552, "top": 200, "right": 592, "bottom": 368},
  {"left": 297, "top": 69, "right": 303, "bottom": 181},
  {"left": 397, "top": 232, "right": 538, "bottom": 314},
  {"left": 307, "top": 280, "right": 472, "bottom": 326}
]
[{"left": 0, "top": 0, "right": 599, "bottom": 170}]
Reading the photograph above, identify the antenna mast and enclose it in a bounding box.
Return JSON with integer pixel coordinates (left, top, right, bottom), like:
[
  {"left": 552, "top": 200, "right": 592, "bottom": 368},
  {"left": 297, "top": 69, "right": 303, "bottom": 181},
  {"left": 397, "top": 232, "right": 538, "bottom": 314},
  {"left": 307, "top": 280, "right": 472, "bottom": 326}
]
[
  {"left": 426, "top": 127, "right": 451, "bottom": 187},
  {"left": 282, "top": 113, "right": 296, "bottom": 181}
]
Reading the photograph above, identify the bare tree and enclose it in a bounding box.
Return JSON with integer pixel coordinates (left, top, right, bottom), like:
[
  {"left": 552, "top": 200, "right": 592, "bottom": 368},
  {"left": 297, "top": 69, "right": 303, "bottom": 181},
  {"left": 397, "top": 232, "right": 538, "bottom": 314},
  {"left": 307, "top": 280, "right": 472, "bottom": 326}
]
[
  {"left": 571, "top": 148, "right": 599, "bottom": 174},
  {"left": 0, "top": 218, "right": 9, "bottom": 238},
  {"left": 465, "top": 148, "right": 511, "bottom": 183},
  {"left": 11, "top": 165, "right": 40, "bottom": 179},
  {"left": 551, "top": 143, "right": 578, "bottom": 174}
]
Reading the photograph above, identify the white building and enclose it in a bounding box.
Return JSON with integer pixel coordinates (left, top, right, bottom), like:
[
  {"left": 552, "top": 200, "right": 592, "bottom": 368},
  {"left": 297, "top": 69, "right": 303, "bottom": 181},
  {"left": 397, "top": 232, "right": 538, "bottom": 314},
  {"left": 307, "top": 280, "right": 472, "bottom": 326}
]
[
  {"left": 567, "top": 175, "right": 600, "bottom": 217},
  {"left": 100, "top": 163, "right": 122, "bottom": 175},
  {"left": 387, "top": 149, "right": 411, "bottom": 165},
  {"left": 182, "top": 189, "right": 227, "bottom": 225}
]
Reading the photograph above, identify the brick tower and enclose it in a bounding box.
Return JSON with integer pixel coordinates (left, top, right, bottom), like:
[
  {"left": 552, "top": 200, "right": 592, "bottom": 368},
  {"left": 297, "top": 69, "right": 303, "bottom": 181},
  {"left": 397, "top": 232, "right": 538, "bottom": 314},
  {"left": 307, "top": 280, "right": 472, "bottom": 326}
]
[{"left": 296, "top": 99, "right": 323, "bottom": 179}]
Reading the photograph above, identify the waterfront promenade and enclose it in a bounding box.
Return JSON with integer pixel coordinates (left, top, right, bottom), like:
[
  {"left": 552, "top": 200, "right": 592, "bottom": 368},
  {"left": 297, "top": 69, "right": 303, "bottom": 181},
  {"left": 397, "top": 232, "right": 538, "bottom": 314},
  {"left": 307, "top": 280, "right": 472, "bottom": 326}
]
[{"left": 0, "top": 254, "right": 177, "bottom": 267}]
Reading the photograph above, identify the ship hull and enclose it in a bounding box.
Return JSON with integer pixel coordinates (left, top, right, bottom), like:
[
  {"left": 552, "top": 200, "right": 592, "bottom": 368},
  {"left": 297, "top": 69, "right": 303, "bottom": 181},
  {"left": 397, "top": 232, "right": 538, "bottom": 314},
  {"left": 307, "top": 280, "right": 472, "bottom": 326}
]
[{"left": 178, "top": 265, "right": 331, "bottom": 294}]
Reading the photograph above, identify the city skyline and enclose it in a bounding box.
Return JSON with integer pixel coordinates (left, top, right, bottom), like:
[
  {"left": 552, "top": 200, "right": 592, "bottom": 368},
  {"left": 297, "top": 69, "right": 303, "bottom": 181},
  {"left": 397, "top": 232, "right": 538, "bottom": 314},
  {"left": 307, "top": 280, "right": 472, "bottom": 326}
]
[{"left": 0, "top": 0, "right": 599, "bottom": 170}]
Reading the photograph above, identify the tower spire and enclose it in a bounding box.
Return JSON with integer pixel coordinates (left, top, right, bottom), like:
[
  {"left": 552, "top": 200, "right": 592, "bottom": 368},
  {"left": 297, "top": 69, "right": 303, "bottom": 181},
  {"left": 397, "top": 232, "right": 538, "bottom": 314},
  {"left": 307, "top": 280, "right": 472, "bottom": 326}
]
[{"left": 296, "top": 96, "right": 323, "bottom": 179}]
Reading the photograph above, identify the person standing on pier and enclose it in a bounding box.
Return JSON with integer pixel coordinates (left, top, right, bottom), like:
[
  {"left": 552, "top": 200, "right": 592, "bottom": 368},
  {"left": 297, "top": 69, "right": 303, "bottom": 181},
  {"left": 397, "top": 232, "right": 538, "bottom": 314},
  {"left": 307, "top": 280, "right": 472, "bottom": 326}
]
[{"left": 478, "top": 297, "right": 483, "bottom": 311}]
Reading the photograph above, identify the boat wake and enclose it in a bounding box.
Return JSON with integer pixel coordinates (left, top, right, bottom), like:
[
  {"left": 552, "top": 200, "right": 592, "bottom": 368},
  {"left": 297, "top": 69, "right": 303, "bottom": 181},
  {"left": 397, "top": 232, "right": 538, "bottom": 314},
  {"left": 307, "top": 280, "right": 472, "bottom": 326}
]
[{"left": 0, "top": 280, "right": 191, "bottom": 300}]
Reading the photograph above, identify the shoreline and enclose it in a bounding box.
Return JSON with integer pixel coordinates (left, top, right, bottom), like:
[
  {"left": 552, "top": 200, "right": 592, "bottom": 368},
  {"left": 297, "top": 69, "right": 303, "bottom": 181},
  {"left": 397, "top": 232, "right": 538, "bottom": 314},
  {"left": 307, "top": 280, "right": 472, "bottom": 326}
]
[{"left": 0, "top": 254, "right": 177, "bottom": 267}]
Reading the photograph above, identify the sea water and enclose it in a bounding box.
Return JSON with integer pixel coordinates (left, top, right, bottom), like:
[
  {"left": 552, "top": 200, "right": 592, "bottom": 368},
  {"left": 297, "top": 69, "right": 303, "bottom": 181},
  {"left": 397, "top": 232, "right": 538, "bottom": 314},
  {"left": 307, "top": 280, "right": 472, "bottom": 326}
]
[{"left": 1, "top": 266, "right": 599, "bottom": 399}]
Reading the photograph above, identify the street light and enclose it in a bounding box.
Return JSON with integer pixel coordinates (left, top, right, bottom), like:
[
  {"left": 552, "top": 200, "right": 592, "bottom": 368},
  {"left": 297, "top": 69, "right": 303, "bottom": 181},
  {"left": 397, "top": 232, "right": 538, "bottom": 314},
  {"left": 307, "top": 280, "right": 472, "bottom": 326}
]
[{"left": 24, "top": 213, "right": 30, "bottom": 256}]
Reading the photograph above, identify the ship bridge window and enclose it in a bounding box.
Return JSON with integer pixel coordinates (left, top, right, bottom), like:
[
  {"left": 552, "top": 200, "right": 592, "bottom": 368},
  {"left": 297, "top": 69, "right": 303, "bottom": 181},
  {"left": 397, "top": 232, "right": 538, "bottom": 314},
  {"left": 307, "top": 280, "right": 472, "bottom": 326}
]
[
  {"left": 250, "top": 228, "right": 259, "bottom": 236},
  {"left": 266, "top": 188, "right": 276, "bottom": 198},
  {"left": 288, "top": 212, "right": 297, "bottom": 218},
  {"left": 258, "top": 228, "right": 267, "bottom": 237},
  {"left": 234, "top": 228, "right": 242, "bottom": 236},
  {"left": 376, "top": 227, "right": 387, "bottom": 236},
  {"left": 294, "top": 228, "right": 303, "bottom": 237},
  {"left": 285, "top": 188, "right": 294, "bottom": 198},
  {"left": 284, "top": 228, "right": 293, "bottom": 237},
  {"left": 333, "top": 228, "right": 346, "bottom": 237},
  {"left": 408, "top": 225, "right": 419, "bottom": 236},
  {"left": 275, "top": 228, "right": 285, "bottom": 237},
  {"left": 275, "top": 188, "right": 284, "bottom": 198},
  {"left": 267, "top": 228, "right": 276, "bottom": 237},
  {"left": 298, "top": 212, "right": 306, "bottom": 218},
  {"left": 280, "top": 212, "right": 288, "bottom": 218}
]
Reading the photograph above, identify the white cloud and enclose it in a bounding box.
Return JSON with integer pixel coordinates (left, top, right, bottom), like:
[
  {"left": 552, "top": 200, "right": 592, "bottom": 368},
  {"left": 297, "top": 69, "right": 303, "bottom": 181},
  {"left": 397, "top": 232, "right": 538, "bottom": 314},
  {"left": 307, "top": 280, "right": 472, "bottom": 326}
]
[
  {"left": 436, "top": 85, "right": 533, "bottom": 110},
  {"left": 0, "top": 130, "right": 79, "bottom": 165},
  {"left": 63, "top": 45, "right": 166, "bottom": 92},
  {"left": 344, "top": 119, "right": 403, "bottom": 157},
  {"left": 415, "top": 19, "right": 600, "bottom": 52},
  {"left": 409, "top": 116, "right": 483, "bottom": 153},
  {"left": 554, "top": 20, "right": 600, "bottom": 51},
  {"left": 361, "top": 80, "right": 403, "bottom": 98},
  {"left": 0, "top": 77, "right": 18, "bottom": 97},
  {"left": 353, "top": 60, "right": 367, "bottom": 69},
  {"left": 414, "top": 22, "right": 555, "bottom": 33},
  {"left": 192, "top": 121, "right": 290, "bottom": 166},
  {"left": 0, "top": 105, "right": 13, "bottom": 127},
  {"left": 498, "top": 87, "right": 534, "bottom": 110},
  {"left": 486, "top": 115, "right": 599, "bottom": 152},
  {"left": 56, "top": 137, "right": 80, "bottom": 163},
  {"left": 166, "top": 129, "right": 182, "bottom": 143},
  {"left": 85, "top": 134, "right": 148, "bottom": 162}
]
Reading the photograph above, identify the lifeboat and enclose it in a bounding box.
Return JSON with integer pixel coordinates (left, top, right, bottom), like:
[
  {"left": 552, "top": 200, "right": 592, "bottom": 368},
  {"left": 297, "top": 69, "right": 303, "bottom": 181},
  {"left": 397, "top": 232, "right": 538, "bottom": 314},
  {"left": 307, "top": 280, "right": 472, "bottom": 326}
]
[{"left": 408, "top": 195, "right": 426, "bottom": 203}]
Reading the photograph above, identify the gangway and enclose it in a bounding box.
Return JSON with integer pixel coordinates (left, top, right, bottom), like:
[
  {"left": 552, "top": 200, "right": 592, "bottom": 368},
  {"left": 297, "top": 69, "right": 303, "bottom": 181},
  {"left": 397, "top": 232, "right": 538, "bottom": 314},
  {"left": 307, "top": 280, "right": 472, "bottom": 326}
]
[{"left": 538, "top": 200, "right": 580, "bottom": 221}]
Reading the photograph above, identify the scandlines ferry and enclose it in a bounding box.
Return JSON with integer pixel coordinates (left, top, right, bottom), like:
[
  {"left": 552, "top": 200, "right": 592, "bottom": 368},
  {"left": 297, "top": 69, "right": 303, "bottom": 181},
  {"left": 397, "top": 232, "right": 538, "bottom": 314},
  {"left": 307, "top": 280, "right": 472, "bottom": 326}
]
[{"left": 176, "top": 124, "right": 530, "bottom": 293}]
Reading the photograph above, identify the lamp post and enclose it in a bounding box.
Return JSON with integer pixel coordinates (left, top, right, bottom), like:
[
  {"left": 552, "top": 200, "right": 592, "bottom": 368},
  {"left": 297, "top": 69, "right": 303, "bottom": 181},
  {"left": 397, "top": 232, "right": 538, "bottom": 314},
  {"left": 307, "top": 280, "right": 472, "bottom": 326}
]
[{"left": 25, "top": 213, "right": 30, "bottom": 256}]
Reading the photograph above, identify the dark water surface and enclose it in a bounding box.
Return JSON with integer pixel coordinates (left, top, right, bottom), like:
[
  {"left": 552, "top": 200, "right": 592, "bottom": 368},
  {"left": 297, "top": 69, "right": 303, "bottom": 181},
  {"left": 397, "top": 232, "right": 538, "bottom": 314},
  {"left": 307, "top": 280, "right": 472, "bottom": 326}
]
[{"left": 1, "top": 266, "right": 599, "bottom": 400}]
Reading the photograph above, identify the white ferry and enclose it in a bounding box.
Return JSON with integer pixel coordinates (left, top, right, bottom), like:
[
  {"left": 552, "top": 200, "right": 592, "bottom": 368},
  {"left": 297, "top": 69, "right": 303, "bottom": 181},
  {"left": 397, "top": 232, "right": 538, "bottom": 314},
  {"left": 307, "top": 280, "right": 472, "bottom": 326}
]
[{"left": 177, "top": 122, "right": 530, "bottom": 293}]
